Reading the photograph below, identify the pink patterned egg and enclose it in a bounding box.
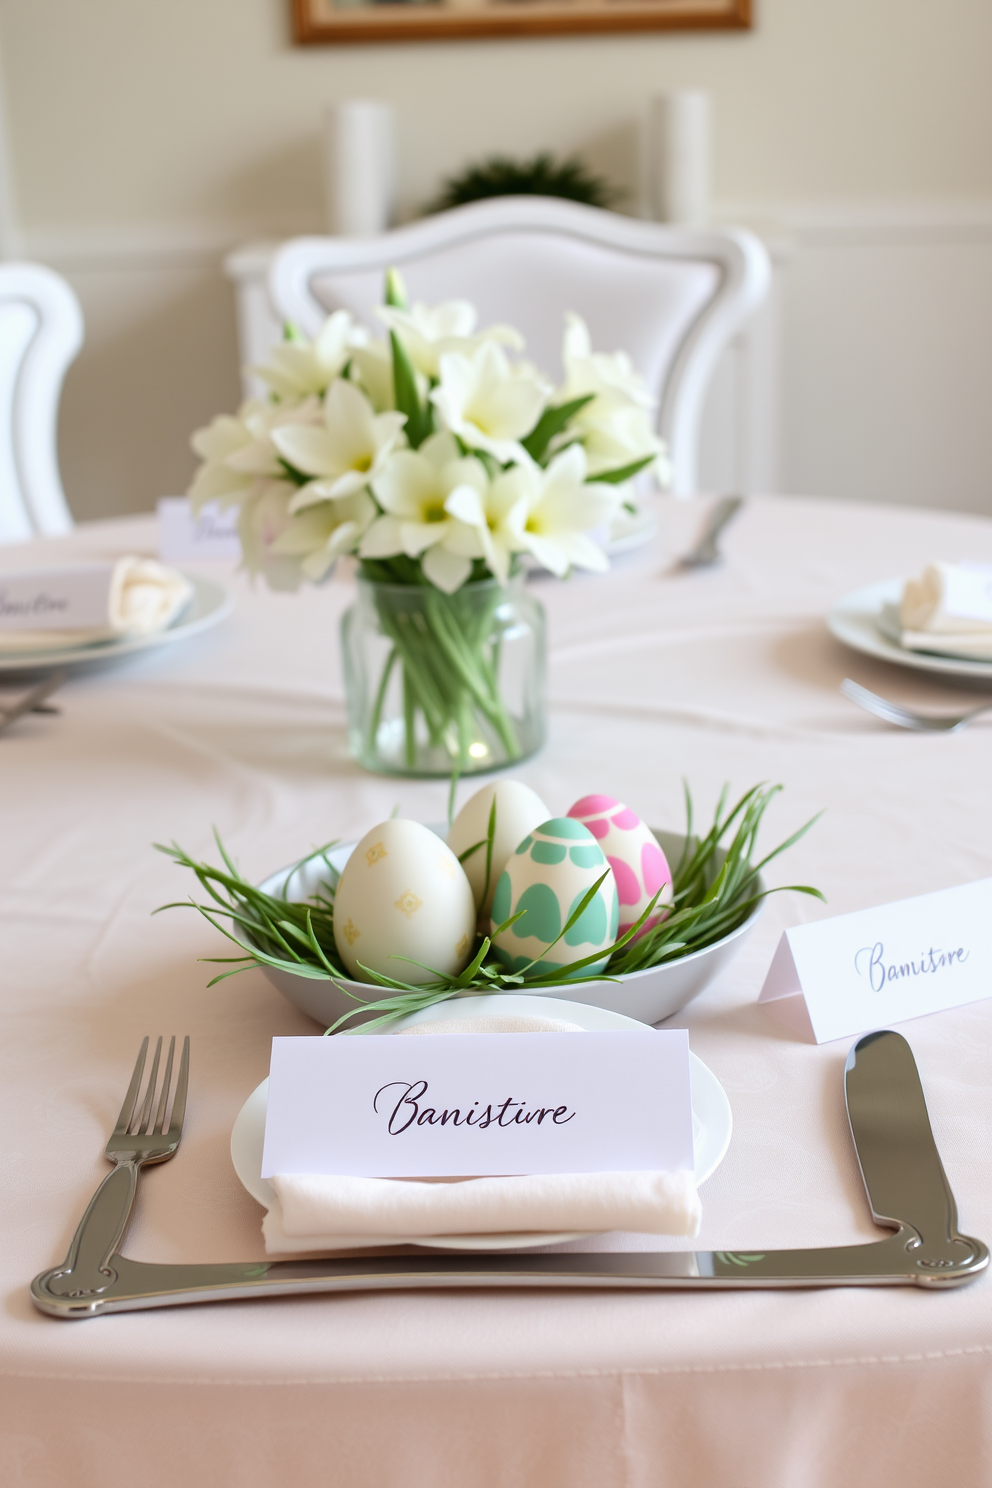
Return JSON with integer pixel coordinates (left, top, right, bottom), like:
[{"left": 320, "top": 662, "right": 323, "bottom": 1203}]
[{"left": 566, "top": 795, "right": 672, "bottom": 938}]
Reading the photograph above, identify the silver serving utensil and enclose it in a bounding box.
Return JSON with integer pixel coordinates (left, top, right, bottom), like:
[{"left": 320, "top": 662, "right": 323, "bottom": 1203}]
[
  {"left": 0, "top": 669, "right": 67, "bottom": 736},
  {"left": 679, "top": 494, "right": 743, "bottom": 569},
  {"left": 31, "top": 1029, "right": 987, "bottom": 1319},
  {"left": 840, "top": 677, "right": 992, "bottom": 733}
]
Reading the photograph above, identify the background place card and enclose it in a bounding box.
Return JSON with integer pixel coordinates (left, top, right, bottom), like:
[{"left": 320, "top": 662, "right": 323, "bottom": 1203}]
[
  {"left": 261, "top": 1030, "right": 694, "bottom": 1180},
  {"left": 158, "top": 496, "right": 240, "bottom": 562},
  {"left": 759, "top": 877, "right": 992, "bottom": 1043},
  {"left": 0, "top": 563, "right": 113, "bottom": 631}
]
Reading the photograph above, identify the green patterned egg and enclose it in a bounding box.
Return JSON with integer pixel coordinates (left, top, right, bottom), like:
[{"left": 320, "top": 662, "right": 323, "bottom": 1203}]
[{"left": 489, "top": 817, "right": 619, "bottom": 978}]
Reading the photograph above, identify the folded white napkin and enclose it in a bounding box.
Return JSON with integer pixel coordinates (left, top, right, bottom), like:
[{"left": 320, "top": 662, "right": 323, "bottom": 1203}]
[
  {"left": 262, "top": 1170, "right": 701, "bottom": 1252},
  {"left": 0, "top": 557, "right": 193, "bottom": 652},
  {"left": 261, "top": 1012, "right": 702, "bottom": 1253},
  {"left": 897, "top": 562, "right": 992, "bottom": 660}
]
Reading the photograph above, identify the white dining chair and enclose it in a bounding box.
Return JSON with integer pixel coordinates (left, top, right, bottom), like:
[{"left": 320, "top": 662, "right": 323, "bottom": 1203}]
[
  {"left": 268, "top": 197, "right": 770, "bottom": 496},
  {"left": 0, "top": 261, "right": 83, "bottom": 543}
]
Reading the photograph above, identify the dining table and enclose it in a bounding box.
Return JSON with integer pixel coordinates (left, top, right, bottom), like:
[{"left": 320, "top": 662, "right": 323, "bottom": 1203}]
[{"left": 3, "top": 491, "right": 992, "bottom": 1488}]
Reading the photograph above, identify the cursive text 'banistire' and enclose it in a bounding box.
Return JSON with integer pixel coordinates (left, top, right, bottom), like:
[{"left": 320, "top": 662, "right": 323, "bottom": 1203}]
[
  {"left": 854, "top": 941, "right": 969, "bottom": 993},
  {"left": 373, "top": 1080, "right": 576, "bottom": 1136}
]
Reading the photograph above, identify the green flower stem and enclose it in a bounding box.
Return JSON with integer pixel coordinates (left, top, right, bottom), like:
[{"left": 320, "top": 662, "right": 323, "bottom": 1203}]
[
  {"left": 366, "top": 644, "right": 399, "bottom": 759},
  {"left": 422, "top": 588, "right": 518, "bottom": 756},
  {"left": 367, "top": 579, "right": 521, "bottom": 770}
]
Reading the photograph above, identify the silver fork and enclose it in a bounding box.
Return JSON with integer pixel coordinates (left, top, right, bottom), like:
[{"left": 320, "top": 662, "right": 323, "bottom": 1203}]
[
  {"left": 840, "top": 677, "right": 992, "bottom": 733},
  {"left": 42, "top": 1036, "right": 189, "bottom": 1302},
  {"left": 0, "top": 669, "right": 67, "bottom": 736},
  {"left": 679, "top": 494, "right": 743, "bottom": 569}
]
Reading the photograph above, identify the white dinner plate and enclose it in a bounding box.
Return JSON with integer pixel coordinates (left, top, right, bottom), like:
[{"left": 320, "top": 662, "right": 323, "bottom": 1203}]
[
  {"left": 828, "top": 578, "right": 992, "bottom": 683},
  {"left": 604, "top": 505, "right": 659, "bottom": 555},
  {"left": 0, "top": 572, "right": 232, "bottom": 674},
  {"left": 231, "top": 993, "right": 732, "bottom": 1252}
]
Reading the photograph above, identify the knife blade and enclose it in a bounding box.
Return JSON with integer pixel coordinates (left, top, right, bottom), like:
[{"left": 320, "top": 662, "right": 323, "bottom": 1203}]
[{"left": 31, "top": 1030, "right": 988, "bottom": 1318}]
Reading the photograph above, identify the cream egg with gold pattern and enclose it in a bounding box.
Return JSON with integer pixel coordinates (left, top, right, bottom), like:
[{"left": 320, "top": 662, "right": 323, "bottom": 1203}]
[{"left": 333, "top": 819, "right": 476, "bottom": 985}]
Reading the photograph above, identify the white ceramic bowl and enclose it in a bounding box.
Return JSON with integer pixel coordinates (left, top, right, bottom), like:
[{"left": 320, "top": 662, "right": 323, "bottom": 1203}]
[{"left": 251, "top": 828, "right": 761, "bottom": 1028}]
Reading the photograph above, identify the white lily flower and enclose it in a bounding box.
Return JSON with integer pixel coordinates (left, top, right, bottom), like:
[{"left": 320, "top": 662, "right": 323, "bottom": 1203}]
[
  {"left": 560, "top": 312, "right": 656, "bottom": 410},
  {"left": 430, "top": 342, "right": 550, "bottom": 464},
  {"left": 188, "top": 398, "right": 320, "bottom": 510},
  {"left": 458, "top": 472, "right": 522, "bottom": 586},
  {"left": 347, "top": 338, "right": 395, "bottom": 413},
  {"left": 578, "top": 398, "right": 671, "bottom": 483},
  {"left": 501, "top": 444, "right": 619, "bottom": 578},
  {"left": 378, "top": 300, "right": 523, "bottom": 379},
  {"left": 250, "top": 311, "right": 365, "bottom": 402},
  {"left": 557, "top": 313, "right": 670, "bottom": 485},
  {"left": 271, "top": 491, "right": 377, "bottom": 582},
  {"left": 272, "top": 379, "right": 406, "bottom": 508},
  {"left": 236, "top": 480, "right": 307, "bottom": 591},
  {"left": 188, "top": 414, "right": 260, "bottom": 508},
  {"left": 361, "top": 432, "right": 491, "bottom": 594}
]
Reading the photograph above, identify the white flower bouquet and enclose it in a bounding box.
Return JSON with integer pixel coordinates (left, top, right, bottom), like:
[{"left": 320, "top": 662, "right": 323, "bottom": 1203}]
[{"left": 189, "top": 271, "right": 669, "bottom": 774}]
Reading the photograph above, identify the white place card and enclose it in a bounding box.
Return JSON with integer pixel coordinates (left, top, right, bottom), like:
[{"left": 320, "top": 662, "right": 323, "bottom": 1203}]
[
  {"left": 261, "top": 1030, "right": 694, "bottom": 1180},
  {"left": 759, "top": 878, "right": 992, "bottom": 1043},
  {"left": 0, "top": 563, "right": 113, "bottom": 632},
  {"left": 157, "top": 497, "right": 240, "bottom": 562}
]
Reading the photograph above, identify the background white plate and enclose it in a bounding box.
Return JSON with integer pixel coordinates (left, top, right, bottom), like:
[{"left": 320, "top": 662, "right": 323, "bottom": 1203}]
[
  {"left": 828, "top": 577, "right": 992, "bottom": 683},
  {"left": 231, "top": 993, "right": 732, "bottom": 1252},
  {"left": 0, "top": 572, "right": 232, "bottom": 674}
]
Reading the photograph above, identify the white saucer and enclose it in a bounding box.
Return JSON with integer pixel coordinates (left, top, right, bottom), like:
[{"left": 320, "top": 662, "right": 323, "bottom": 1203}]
[
  {"left": 231, "top": 994, "right": 732, "bottom": 1252},
  {"left": 0, "top": 573, "right": 232, "bottom": 673},
  {"left": 828, "top": 578, "right": 992, "bottom": 683}
]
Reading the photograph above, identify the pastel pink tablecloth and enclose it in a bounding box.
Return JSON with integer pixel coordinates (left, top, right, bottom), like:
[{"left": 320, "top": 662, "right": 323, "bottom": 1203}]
[{"left": 3, "top": 494, "right": 992, "bottom": 1488}]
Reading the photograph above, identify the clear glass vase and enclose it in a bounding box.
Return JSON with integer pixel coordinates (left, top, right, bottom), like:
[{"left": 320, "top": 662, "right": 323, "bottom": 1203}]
[{"left": 341, "top": 575, "right": 546, "bottom": 777}]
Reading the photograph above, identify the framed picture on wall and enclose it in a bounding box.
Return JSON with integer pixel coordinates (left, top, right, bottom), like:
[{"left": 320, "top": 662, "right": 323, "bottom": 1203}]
[{"left": 293, "top": 0, "right": 750, "bottom": 45}]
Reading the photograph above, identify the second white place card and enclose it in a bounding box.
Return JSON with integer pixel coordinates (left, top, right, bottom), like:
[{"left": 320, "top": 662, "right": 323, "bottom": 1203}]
[
  {"left": 759, "top": 877, "right": 992, "bottom": 1042},
  {"left": 261, "top": 1030, "right": 694, "bottom": 1179}
]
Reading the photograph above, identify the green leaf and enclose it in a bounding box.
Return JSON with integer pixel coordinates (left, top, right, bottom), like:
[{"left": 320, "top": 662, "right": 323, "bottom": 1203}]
[
  {"left": 276, "top": 457, "right": 310, "bottom": 489},
  {"left": 521, "top": 395, "right": 595, "bottom": 463},
  {"left": 589, "top": 454, "right": 656, "bottom": 486},
  {"left": 389, "top": 330, "right": 431, "bottom": 449}
]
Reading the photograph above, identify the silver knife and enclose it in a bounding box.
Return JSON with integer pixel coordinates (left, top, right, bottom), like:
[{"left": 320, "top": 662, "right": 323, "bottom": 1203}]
[{"left": 30, "top": 1030, "right": 988, "bottom": 1318}]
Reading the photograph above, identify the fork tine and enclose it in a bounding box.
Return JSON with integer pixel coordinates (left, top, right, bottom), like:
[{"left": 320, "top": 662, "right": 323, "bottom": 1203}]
[
  {"left": 840, "top": 679, "right": 912, "bottom": 724},
  {"left": 133, "top": 1036, "right": 163, "bottom": 1135},
  {"left": 113, "top": 1037, "right": 149, "bottom": 1136},
  {"left": 152, "top": 1037, "right": 176, "bottom": 1135},
  {"left": 166, "top": 1036, "right": 190, "bottom": 1140}
]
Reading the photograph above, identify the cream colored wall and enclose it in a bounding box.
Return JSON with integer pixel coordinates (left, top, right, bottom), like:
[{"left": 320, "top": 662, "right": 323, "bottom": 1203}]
[
  {"left": 0, "top": 0, "right": 990, "bottom": 519},
  {"left": 4, "top": 0, "right": 992, "bottom": 231}
]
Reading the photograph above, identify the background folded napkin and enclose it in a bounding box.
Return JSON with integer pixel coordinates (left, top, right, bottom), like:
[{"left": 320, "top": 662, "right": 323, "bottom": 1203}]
[
  {"left": 898, "top": 562, "right": 992, "bottom": 659},
  {"left": 261, "top": 1011, "right": 701, "bottom": 1253},
  {"left": 262, "top": 1170, "right": 702, "bottom": 1252},
  {"left": 0, "top": 556, "right": 193, "bottom": 652}
]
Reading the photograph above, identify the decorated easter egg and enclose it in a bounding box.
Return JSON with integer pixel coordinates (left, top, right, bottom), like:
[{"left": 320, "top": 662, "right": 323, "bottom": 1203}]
[
  {"left": 490, "top": 817, "right": 619, "bottom": 978},
  {"left": 567, "top": 795, "right": 672, "bottom": 938},
  {"left": 333, "top": 820, "right": 476, "bottom": 986},
  {"left": 447, "top": 780, "right": 550, "bottom": 919}
]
